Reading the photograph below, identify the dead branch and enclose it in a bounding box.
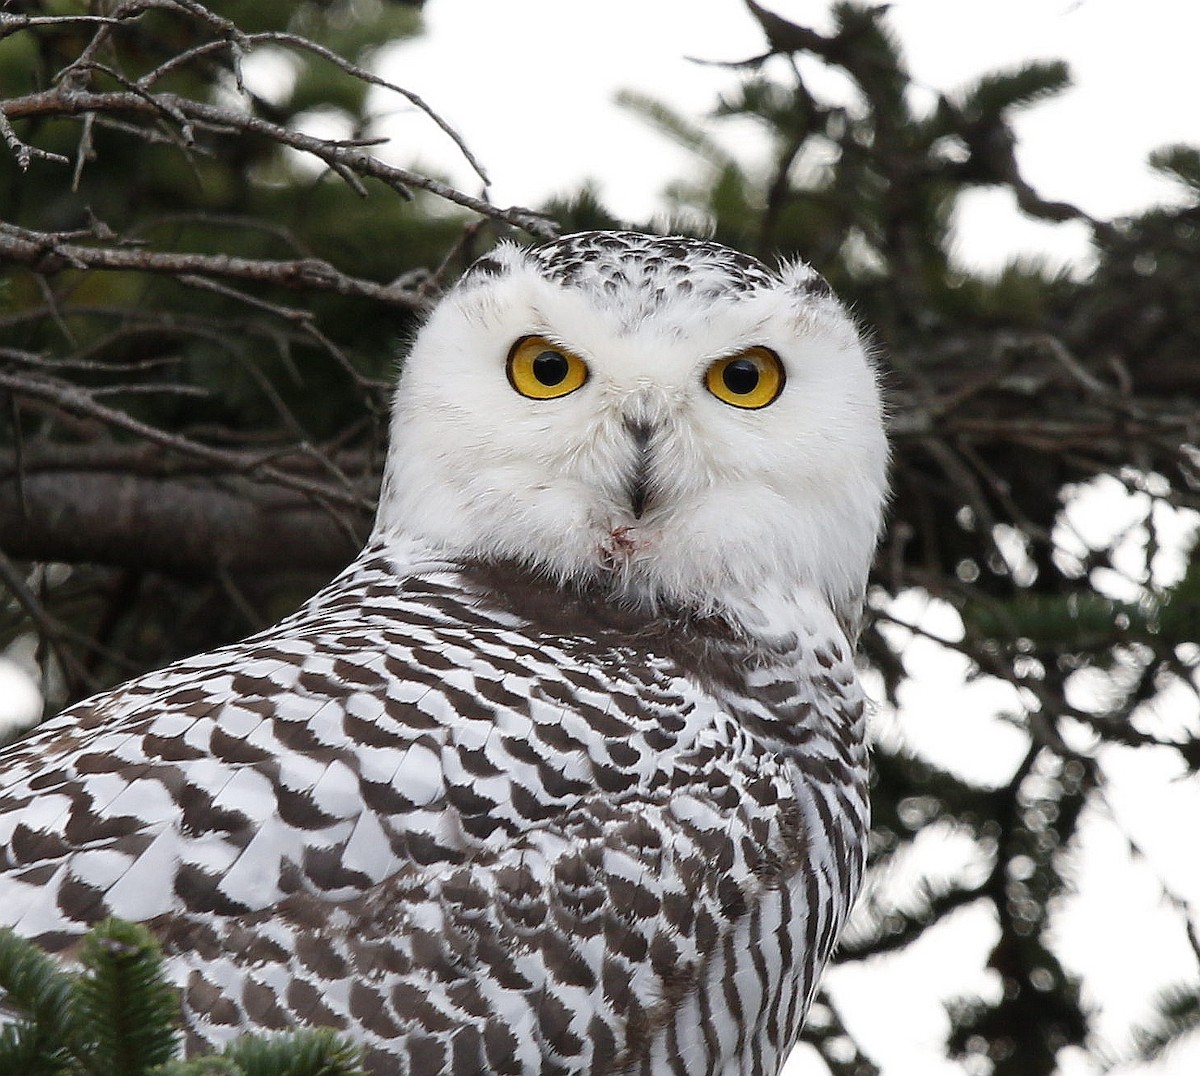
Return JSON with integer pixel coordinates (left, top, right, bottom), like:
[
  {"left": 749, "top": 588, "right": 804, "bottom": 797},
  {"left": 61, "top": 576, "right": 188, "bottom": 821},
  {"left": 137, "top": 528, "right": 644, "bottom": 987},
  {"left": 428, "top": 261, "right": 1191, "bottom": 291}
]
[
  {"left": 2, "top": 85, "right": 554, "bottom": 235},
  {"left": 0, "top": 0, "right": 553, "bottom": 236},
  {"left": 0, "top": 222, "right": 430, "bottom": 308},
  {"left": 0, "top": 547, "right": 103, "bottom": 695},
  {"left": 238, "top": 30, "right": 493, "bottom": 188},
  {"left": 0, "top": 369, "right": 374, "bottom": 513},
  {"left": 0, "top": 465, "right": 367, "bottom": 577}
]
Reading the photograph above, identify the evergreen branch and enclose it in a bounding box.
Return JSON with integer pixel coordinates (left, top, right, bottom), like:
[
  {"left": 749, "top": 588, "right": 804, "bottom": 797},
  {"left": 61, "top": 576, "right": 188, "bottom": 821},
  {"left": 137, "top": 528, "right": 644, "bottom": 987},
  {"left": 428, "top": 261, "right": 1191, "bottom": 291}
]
[
  {"left": 615, "top": 90, "right": 735, "bottom": 168},
  {"left": 0, "top": 923, "right": 365, "bottom": 1075},
  {"left": 217, "top": 1029, "right": 366, "bottom": 1076},
  {"left": 0, "top": 1021, "right": 72, "bottom": 1075},
  {"left": 962, "top": 61, "right": 1072, "bottom": 120},
  {"left": 0, "top": 928, "right": 76, "bottom": 1072},
  {"left": 152, "top": 1059, "right": 240, "bottom": 1075},
  {"left": 836, "top": 882, "right": 988, "bottom": 960},
  {"left": 800, "top": 987, "right": 882, "bottom": 1075},
  {"left": 1150, "top": 145, "right": 1200, "bottom": 193},
  {"left": 72, "top": 920, "right": 179, "bottom": 1075}
]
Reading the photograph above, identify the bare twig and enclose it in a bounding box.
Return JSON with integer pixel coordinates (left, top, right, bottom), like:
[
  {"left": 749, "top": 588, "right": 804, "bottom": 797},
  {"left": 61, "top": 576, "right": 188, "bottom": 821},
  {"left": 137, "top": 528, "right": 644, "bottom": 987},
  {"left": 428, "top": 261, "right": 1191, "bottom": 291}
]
[
  {"left": 0, "top": 13, "right": 135, "bottom": 38},
  {"left": 243, "top": 30, "right": 493, "bottom": 188},
  {"left": 0, "top": 369, "right": 373, "bottom": 511},
  {"left": 0, "top": 105, "right": 69, "bottom": 170},
  {"left": 0, "top": 222, "right": 430, "bottom": 309},
  {"left": 0, "top": 548, "right": 99, "bottom": 695},
  {"left": 3, "top": 86, "right": 554, "bottom": 235}
]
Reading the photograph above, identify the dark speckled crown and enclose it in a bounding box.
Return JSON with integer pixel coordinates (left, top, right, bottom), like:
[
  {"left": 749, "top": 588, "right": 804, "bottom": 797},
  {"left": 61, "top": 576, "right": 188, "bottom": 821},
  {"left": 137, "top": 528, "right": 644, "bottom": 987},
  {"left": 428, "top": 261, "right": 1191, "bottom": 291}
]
[{"left": 462, "top": 230, "right": 832, "bottom": 315}]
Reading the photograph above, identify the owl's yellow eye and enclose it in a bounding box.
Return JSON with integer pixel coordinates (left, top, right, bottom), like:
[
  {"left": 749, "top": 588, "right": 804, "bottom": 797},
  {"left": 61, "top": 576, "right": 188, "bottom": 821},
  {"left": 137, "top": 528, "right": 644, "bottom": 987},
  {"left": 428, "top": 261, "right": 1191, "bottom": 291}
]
[
  {"left": 506, "top": 336, "right": 589, "bottom": 400},
  {"left": 704, "top": 347, "right": 785, "bottom": 409}
]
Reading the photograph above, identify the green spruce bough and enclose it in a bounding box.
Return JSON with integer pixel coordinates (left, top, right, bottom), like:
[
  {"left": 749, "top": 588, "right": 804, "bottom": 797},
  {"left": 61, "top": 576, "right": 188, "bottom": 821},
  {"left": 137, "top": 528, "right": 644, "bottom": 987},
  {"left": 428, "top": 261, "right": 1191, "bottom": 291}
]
[{"left": 0, "top": 919, "right": 364, "bottom": 1076}]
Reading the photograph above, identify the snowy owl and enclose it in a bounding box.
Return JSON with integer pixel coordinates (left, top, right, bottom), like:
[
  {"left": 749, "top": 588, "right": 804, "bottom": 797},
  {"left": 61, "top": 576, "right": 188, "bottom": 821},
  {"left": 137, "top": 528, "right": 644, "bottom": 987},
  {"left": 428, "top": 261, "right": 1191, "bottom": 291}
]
[{"left": 0, "top": 231, "right": 888, "bottom": 1075}]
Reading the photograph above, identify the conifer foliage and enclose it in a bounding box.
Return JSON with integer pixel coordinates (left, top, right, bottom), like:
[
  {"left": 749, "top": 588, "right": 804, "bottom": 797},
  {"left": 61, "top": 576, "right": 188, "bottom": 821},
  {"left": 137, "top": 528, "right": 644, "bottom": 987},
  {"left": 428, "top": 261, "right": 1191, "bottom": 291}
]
[{"left": 0, "top": 919, "right": 364, "bottom": 1074}]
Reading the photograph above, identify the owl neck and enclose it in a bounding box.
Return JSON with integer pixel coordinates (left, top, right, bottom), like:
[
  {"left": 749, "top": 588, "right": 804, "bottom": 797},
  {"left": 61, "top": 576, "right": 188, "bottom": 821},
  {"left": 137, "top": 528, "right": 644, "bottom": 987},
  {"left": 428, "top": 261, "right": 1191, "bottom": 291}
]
[
  {"left": 361, "top": 531, "right": 861, "bottom": 663},
  {"left": 322, "top": 534, "right": 870, "bottom": 810}
]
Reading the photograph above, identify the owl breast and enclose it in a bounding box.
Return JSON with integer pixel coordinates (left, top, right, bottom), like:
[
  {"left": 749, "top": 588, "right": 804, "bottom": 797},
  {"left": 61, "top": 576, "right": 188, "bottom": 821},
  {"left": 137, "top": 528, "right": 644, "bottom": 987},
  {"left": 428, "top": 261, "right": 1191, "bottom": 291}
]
[{"left": 0, "top": 542, "right": 867, "bottom": 1074}]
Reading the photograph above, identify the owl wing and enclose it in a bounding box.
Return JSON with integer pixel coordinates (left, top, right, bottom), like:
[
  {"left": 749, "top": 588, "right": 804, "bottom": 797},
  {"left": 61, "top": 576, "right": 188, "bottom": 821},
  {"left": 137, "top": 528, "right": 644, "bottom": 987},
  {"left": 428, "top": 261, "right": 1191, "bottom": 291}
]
[
  {"left": 159, "top": 748, "right": 824, "bottom": 1076},
  {"left": 0, "top": 547, "right": 860, "bottom": 1075},
  {"left": 0, "top": 550, "right": 709, "bottom": 935}
]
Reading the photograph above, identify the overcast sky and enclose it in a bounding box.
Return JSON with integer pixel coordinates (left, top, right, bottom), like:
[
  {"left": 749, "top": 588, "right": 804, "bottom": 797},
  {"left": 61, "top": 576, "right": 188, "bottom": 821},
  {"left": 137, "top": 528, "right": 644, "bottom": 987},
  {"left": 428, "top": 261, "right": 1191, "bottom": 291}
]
[{"left": 381, "top": 0, "right": 1198, "bottom": 275}]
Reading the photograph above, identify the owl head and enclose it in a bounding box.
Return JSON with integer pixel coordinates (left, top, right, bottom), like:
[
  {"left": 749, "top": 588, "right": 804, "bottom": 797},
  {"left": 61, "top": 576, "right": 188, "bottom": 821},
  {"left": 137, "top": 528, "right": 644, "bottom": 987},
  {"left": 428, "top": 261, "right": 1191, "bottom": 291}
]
[{"left": 374, "top": 232, "right": 887, "bottom": 638}]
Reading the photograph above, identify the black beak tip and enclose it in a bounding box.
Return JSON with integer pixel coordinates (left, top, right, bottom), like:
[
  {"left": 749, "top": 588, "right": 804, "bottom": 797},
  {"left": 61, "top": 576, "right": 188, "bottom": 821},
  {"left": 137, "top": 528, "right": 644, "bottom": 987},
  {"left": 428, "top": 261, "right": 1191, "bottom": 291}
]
[{"left": 624, "top": 417, "right": 653, "bottom": 449}]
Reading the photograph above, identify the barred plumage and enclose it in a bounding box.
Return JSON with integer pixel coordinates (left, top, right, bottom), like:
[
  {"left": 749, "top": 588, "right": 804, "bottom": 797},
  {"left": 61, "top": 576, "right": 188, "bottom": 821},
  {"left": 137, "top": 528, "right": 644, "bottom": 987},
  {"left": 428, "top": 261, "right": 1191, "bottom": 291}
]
[{"left": 0, "top": 231, "right": 888, "bottom": 1074}]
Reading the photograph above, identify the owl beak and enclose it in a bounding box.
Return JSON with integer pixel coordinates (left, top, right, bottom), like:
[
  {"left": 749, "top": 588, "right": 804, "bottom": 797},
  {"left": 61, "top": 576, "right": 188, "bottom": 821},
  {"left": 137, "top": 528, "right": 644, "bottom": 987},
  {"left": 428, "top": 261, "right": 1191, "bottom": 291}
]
[{"left": 623, "top": 417, "right": 654, "bottom": 520}]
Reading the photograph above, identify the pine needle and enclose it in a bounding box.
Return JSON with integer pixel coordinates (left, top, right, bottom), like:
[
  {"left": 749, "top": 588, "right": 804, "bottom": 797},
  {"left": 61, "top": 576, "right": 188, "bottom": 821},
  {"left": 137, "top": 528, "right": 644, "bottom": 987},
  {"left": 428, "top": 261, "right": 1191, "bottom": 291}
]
[{"left": 71, "top": 919, "right": 180, "bottom": 1075}]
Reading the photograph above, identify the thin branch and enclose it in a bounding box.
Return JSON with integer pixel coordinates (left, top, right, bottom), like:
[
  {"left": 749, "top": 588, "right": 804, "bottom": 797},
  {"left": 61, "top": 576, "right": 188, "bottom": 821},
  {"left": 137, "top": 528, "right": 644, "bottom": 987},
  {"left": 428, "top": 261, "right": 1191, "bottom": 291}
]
[
  {"left": 2, "top": 86, "right": 555, "bottom": 236},
  {"left": 0, "top": 105, "right": 69, "bottom": 169},
  {"left": 1099, "top": 786, "right": 1200, "bottom": 970},
  {"left": 0, "top": 223, "right": 430, "bottom": 309},
  {"left": 0, "top": 548, "right": 99, "bottom": 695},
  {"left": 135, "top": 37, "right": 233, "bottom": 90},
  {"left": 171, "top": 273, "right": 393, "bottom": 394},
  {"left": 0, "top": 13, "right": 136, "bottom": 38},
  {"left": 242, "top": 30, "right": 493, "bottom": 188},
  {"left": 0, "top": 370, "right": 373, "bottom": 511}
]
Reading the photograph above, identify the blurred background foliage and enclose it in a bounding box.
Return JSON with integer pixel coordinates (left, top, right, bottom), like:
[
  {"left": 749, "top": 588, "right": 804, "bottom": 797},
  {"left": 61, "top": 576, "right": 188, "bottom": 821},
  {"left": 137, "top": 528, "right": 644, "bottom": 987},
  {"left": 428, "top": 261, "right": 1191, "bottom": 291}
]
[
  {"left": 1, "top": 2, "right": 1198, "bottom": 1074},
  {"left": 0, "top": 0, "right": 481, "bottom": 688}
]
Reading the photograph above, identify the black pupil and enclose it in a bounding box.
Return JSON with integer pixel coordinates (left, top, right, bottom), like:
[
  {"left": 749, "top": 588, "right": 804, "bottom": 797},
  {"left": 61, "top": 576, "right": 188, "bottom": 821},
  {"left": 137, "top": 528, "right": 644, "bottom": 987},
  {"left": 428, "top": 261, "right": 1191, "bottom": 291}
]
[
  {"left": 533, "top": 350, "right": 570, "bottom": 386},
  {"left": 722, "top": 358, "right": 760, "bottom": 395}
]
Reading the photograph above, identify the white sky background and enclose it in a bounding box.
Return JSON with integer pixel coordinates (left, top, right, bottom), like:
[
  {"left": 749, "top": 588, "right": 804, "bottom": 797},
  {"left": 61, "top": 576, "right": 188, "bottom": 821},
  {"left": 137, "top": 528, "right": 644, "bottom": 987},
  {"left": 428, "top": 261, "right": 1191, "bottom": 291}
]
[
  {"left": 378, "top": 0, "right": 1200, "bottom": 273},
  {"left": 2, "top": 1, "right": 1198, "bottom": 1072},
  {"left": 375, "top": 3, "right": 1200, "bottom": 1075}
]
